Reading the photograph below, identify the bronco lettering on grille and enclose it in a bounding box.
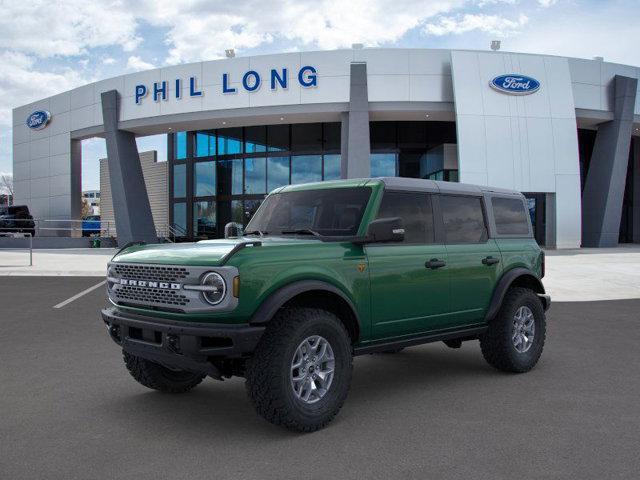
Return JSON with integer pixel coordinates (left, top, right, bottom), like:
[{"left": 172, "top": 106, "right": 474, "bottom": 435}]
[{"left": 119, "top": 278, "right": 181, "bottom": 290}]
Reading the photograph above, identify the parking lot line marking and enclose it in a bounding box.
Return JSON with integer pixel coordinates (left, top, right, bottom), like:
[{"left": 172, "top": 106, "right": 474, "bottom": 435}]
[{"left": 53, "top": 280, "right": 106, "bottom": 309}]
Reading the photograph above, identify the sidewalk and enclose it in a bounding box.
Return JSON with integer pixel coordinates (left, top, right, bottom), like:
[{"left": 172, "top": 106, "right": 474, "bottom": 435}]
[
  {"left": 0, "top": 248, "right": 116, "bottom": 276},
  {"left": 0, "top": 246, "right": 639, "bottom": 301}
]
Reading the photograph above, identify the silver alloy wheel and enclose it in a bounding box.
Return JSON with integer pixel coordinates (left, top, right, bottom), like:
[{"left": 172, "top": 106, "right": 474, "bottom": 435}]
[
  {"left": 512, "top": 305, "right": 535, "bottom": 353},
  {"left": 290, "top": 335, "right": 335, "bottom": 404}
]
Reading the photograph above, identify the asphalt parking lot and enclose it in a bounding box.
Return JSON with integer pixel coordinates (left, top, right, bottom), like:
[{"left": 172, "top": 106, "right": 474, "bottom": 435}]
[{"left": 1, "top": 277, "right": 639, "bottom": 480}]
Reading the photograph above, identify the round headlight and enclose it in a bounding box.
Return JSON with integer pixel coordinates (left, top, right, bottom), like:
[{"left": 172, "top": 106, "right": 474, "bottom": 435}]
[{"left": 201, "top": 272, "right": 226, "bottom": 305}]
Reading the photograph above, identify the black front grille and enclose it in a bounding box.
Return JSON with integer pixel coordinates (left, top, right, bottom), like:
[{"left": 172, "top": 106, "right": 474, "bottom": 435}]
[
  {"left": 116, "top": 285, "right": 190, "bottom": 307},
  {"left": 113, "top": 264, "right": 189, "bottom": 282}
]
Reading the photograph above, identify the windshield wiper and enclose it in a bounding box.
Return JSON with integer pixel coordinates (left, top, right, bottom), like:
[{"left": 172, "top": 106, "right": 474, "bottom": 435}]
[
  {"left": 280, "top": 228, "right": 322, "bottom": 237},
  {"left": 244, "top": 229, "right": 268, "bottom": 237}
]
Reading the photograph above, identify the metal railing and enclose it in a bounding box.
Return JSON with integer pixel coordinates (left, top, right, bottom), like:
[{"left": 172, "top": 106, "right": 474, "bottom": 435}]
[
  {"left": 0, "top": 218, "right": 116, "bottom": 237},
  {"left": 157, "top": 223, "right": 188, "bottom": 242}
]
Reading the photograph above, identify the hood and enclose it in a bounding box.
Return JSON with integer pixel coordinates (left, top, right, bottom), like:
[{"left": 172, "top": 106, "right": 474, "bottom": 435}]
[{"left": 112, "top": 236, "right": 320, "bottom": 266}]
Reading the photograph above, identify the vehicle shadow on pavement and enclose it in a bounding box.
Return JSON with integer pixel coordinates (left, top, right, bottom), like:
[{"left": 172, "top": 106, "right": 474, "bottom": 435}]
[{"left": 95, "top": 343, "right": 498, "bottom": 438}]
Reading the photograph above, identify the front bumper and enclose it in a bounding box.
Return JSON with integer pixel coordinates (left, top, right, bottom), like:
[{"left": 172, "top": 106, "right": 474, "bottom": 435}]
[{"left": 102, "top": 307, "right": 265, "bottom": 377}]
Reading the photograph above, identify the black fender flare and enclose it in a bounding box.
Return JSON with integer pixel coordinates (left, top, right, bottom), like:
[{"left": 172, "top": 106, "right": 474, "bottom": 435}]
[
  {"left": 249, "top": 280, "right": 361, "bottom": 334},
  {"left": 484, "top": 268, "right": 547, "bottom": 322}
]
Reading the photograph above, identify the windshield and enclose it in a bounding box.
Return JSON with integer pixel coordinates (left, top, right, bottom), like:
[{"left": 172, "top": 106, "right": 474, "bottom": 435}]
[{"left": 246, "top": 187, "right": 372, "bottom": 237}]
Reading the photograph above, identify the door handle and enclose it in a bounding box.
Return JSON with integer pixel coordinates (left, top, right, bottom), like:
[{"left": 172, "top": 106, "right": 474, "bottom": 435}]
[
  {"left": 482, "top": 256, "right": 500, "bottom": 266},
  {"left": 425, "top": 258, "right": 446, "bottom": 269}
]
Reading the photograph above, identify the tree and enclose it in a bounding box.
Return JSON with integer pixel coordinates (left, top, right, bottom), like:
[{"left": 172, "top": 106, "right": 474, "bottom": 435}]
[
  {"left": 0, "top": 173, "right": 13, "bottom": 194},
  {"left": 0, "top": 174, "right": 13, "bottom": 206},
  {"left": 81, "top": 198, "right": 92, "bottom": 218}
]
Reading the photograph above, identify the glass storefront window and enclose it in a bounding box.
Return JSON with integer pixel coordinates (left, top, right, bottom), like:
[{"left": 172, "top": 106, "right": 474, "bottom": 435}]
[
  {"left": 194, "top": 161, "right": 216, "bottom": 197},
  {"left": 291, "top": 155, "right": 322, "bottom": 184},
  {"left": 323, "top": 154, "right": 341, "bottom": 180},
  {"left": 231, "top": 200, "right": 244, "bottom": 224},
  {"left": 195, "top": 131, "right": 215, "bottom": 157},
  {"left": 173, "top": 163, "right": 186, "bottom": 197},
  {"left": 267, "top": 124, "right": 289, "bottom": 151},
  {"left": 245, "top": 126, "right": 267, "bottom": 153},
  {"left": 370, "top": 153, "right": 397, "bottom": 177},
  {"left": 173, "top": 202, "right": 187, "bottom": 234},
  {"left": 292, "top": 123, "right": 322, "bottom": 151},
  {"left": 323, "top": 123, "right": 341, "bottom": 151},
  {"left": 245, "top": 157, "right": 266, "bottom": 194},
  {"left": 194, "top": 201, "right": 216, "bottom": 237},
  {"left": 267, "top": 156, "right": 290, "bottom": 191},
  {"left": 218, "top": 128, "right": 243, "bottom": 155},
  {"left": 174, "top": 131, "right": 187, "bottom": 160}
]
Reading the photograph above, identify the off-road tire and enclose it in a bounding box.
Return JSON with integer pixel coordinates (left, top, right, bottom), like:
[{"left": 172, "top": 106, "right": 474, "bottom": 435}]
[
  {"left": 480, "top": 287, "right": 546, "bottom": 373},
  {"left": 245, "top": 307, "right": 353, "bottom": 432},
  {"left": 123, "top": 351, "right": 205, "bottom": 393}
]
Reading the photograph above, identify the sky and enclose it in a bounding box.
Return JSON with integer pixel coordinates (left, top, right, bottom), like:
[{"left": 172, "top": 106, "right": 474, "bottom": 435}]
[{"left": 1, "top": 0, "right": 639, "bottom": 191}]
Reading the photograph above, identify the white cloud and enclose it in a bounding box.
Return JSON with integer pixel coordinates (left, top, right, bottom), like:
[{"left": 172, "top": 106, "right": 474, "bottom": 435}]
[
  {"left": 0, "top": 0, "right": 141, "bottom": 57},
  {"left": 126, "top": 55, "right": 156, "bottom": 72},
  {"left": 424, "top": 13, "right": 529, "bottom": 36},
  {"left": 0, "top": 51, "right": 86, "bottom": 125},
  {"left": 135, "top": 0, "right": 466, "bottom": 64},
  {"left": 538, "top": 0, "right": 557, "bottom": 7},
  {"left": 102, "top": 57, "right": 116, "bottom": 65}
]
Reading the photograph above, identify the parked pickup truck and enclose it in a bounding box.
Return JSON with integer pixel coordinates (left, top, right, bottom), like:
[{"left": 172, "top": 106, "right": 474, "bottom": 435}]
[{"left": 102, "top": 177, "right": 549, "bottom": 432}]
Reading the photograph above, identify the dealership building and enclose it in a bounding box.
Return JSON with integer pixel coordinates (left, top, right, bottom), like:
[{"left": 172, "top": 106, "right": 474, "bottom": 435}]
[{"left": 11, "top": 48, "right": 640, "bottom": 248}]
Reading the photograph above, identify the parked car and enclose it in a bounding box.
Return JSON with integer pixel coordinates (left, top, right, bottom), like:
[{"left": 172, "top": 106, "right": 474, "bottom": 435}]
[
  {"left": 102, "top": 178, "right": 549, "bottom": 432},
  {"left": 0, "top": 205, "right": 35, "bottom": 236},
  {"left": 82, "top": 215, "right": 101, "bottom": 237}
]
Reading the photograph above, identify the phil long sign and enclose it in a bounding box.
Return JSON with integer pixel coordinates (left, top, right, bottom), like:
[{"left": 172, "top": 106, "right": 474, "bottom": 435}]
[
  {"left": 135, "top": 66, "right": 318, "bottom": 105},
  {"left": 490, "top": 74, "right": 540, "bottom": 95}
]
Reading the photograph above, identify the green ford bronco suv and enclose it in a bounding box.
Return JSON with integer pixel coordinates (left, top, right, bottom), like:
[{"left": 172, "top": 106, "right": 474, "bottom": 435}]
[{"left": 102, "top": 177, "right": 550, "bottom": 432}]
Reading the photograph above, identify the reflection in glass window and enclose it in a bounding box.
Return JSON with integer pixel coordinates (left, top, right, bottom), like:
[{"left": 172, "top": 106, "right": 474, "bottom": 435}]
[
  {"left": 173, "top": 163, "right": 186, "bottom": 197},
  {"left": 440, "top": 195, "right": 487, "bottom": 244},
  {"left": 174, "top": 131, "right": 187, "bottom": 160},
  {"left": 370, "top": 153, "right": 397, "bottom": 177},
  {"left": 492, "top": 197, "right": 529, "bottom": 235},
  {"left": 245, "top": 157, "right": 266, "bottom": 194},
  {"left": 217, "top": 159, "right": 243, "bottom": 196},
  {"left": 323, "top": 154, "right": 341, "bottom": 180},
  {"left": 217, "top": 128, "right": 243, "bottom": 155},
  {"left": 267, "top": 157, "right": 290, "bottom": 191},
  {"left": 195, "top": 131, "right": 215, "bottom": 157},
  {"left": 245, "top": 126, "right": 267, "bottom": 153},
  {"left": 194, "top": 161, "right": 216, "bottom": 197},
  {"left": 173, "top": 202, "right": 187, "bottom": 233},
  {"left": 291, "top": 155, "right": 322, "bottom": 184},
  {"left": 377, "top": 192, "right": 434, "bottom": 244},
  {"left": 194, "top": 201, "right": 216, "bottom": 237},
  {"left": 231, "top": 159, "right": 243, "bottom": 195},
  {"left": 267, "top": 124, "right": 289, "bottom": 151},
  {"left": 231, "top": 200, "right": 244, "bottom": 224}
]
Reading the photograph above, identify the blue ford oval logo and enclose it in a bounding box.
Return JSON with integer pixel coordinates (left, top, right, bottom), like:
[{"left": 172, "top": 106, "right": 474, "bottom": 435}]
[
  {"left": 490, "top": 74, "right": 540, "bottom": 95},
  {"left": 26, "top": 110, "right": 51, "bottom": 130}
]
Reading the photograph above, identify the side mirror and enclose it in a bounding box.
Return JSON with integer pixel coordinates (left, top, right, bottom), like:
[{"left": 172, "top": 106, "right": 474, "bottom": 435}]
[
  {"left": 224, "top": 222, "right": 244, "bottom": 239},
  {"left": 364, "top": 217, "right": 404, "bottom": 243}
]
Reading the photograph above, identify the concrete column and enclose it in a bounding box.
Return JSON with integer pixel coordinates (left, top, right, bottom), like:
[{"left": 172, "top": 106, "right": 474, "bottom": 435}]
[
  {"left": 344, "top": 63, "right": 370, "bottom": 178},
  {"left": 633, "top": 138, "right": 640, "bottom": 243},
  {"left": 582, "top": 75, "right": 638, "bottom": 247},
  {"left": 101, "top": 90, "right": 157, "bottom": 246}
]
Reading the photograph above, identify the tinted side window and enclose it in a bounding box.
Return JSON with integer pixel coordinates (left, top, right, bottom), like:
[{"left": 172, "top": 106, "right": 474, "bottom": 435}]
[
  {"left": 440, "top": 195, "right": 487, "bottom": 244},
  {"left": 376, "top": 192, "right": 434, "bottom": 244},
  {"left": 492, "top": 197, "right": 530, "bottom": 235}
]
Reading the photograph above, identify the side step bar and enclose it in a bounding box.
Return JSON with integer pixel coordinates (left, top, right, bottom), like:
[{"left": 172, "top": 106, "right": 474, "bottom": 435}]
[{"left": 353, "top": 326, "right": 487, "bottom": 356}]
